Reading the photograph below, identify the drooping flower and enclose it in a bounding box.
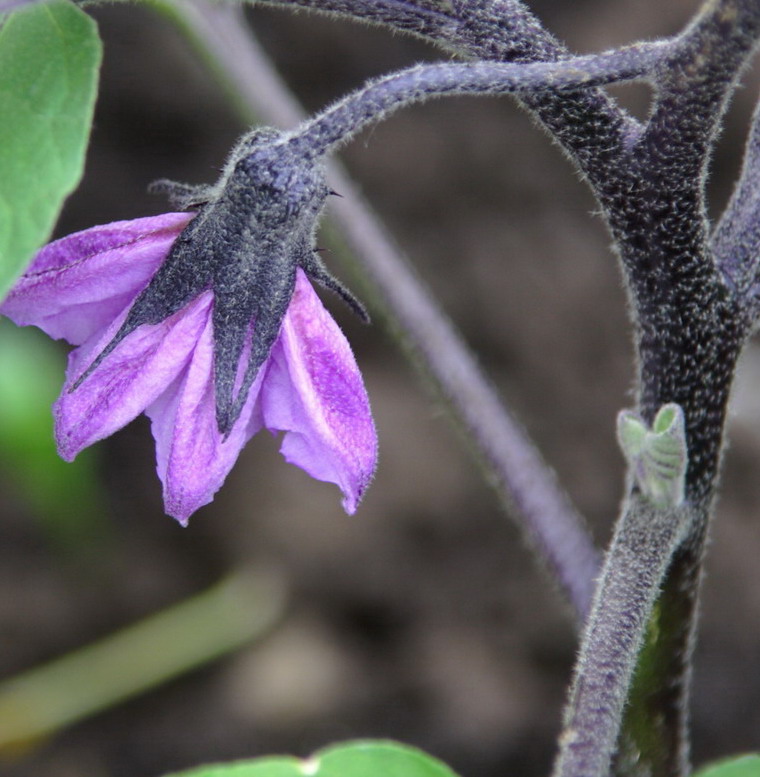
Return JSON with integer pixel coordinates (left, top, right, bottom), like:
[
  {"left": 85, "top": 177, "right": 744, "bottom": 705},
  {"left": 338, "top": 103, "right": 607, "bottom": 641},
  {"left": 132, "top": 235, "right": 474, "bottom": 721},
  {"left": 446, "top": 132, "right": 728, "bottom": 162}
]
[{"left": 0, "top": 129, "right": 377, "bottom": 524}]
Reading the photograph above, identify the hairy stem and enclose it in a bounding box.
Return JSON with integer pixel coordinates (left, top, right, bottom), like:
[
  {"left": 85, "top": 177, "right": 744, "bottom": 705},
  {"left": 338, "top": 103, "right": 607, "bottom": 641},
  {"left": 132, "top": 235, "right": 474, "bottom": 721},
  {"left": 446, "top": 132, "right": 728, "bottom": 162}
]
[
  {"left": 711, "top": 95, "right": 760, "bottom": 310},
  {"left": 289, "top": 43, "right": 665, "bottom": 158},
  {"left": 560, "top": 1, "right": 760, "bottom": 772},
  {"left": 552, "top": 497, "right": 691, "bottom": 777},
  {"left": 156, "top": 0, "right": 602, "bottom": 620},
  {"left": 254, "top": 0, "right": 459, "bottom": 41},
  {"left": 254, "top": 0, "right": 642, "bottom": 185},
  {"left": 613, "top": 521, "right": 707, "bottom": 777}
]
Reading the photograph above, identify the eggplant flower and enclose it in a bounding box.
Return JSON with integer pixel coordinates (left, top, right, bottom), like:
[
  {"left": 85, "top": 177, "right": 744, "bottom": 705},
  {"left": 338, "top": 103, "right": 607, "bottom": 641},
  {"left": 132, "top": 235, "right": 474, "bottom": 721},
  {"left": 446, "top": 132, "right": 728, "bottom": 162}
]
[{"left": 0, "top": 129, "right": 377, "bottom": 523}]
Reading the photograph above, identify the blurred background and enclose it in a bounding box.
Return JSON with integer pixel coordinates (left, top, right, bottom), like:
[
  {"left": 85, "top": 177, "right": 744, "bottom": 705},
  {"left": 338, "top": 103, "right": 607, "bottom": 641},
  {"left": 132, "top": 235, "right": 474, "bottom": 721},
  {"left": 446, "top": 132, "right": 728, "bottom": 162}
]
[{"left": 1, "top": 1, "right": 759, "bottom": 775}]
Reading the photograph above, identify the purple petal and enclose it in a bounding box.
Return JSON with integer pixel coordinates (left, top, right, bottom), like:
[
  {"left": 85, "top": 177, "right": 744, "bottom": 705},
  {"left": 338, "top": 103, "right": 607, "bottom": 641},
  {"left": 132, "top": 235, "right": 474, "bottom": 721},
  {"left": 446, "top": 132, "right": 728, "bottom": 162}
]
[
  {"left": 146, "top": 312, "right": 265, "bottom": 525},
  {"left": 1, "top": 213, "right": 192, "bottom": 345},
  {"left": 261, "top": 269, "right": 377, "bottom": 513},
  {"left": 55, "top": 292, "right": 213, "bottom": 462}
]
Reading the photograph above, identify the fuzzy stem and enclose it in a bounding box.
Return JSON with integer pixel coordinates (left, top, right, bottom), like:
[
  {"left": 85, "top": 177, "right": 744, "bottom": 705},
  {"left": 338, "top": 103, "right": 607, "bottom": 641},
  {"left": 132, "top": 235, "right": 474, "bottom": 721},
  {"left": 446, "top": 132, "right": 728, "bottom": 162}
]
[
  {"left": 154, "top": 2, "right": 760, "bottom": 772},
  {"left": 551, "top": 496, "right": 691, "bottom": 777},
  {"left": 155, "top": 0, "right": 602, "bottom": 621},
  {"left": 289, "top": 43, "right": 666, "bottom": 159},
  {"left": 563, "top": 1, "right": 760, "bottom": 772},
  {"left": 253, "top": 0, "right": 459, "bottom": 41},
  {"left": 711, "top": 94, "right": 760, "bottom": 309},
  {"left": 254, "top": 0, "right": 643, "bottom": 194},
  {"left": 326, "top": 193, "right": 603, "bottom": 619},
  {"left": 613, "top": 521, "right": 707, "bottom": 777}
]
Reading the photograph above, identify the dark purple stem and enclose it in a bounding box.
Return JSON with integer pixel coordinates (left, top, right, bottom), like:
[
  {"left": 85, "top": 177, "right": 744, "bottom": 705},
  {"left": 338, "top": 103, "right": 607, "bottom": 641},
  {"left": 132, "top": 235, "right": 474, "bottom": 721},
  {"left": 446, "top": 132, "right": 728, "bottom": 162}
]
[{"left": 558, "top": 1, "right": 760, "bottom": 774}]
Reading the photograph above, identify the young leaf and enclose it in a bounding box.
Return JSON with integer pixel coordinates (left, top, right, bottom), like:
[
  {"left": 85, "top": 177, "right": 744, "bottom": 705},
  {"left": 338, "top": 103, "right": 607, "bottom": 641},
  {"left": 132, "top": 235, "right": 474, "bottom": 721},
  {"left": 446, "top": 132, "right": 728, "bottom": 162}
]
[
  {"left": 616, "top": 403, "right": 688, "bottom": 508},
  {"left": 162, "top": 740, "right": 462, "bottom": 777},
  {"left": 0, "top": 0, "right": 101, "bottom": 299}
]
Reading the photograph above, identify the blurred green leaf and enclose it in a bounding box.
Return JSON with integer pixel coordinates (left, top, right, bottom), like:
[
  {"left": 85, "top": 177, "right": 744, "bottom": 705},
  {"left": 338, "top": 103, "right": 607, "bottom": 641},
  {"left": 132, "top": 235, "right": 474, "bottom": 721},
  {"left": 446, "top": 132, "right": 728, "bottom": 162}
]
[
  {"left": 163, "top": 741, "right": 462, "bottom": 777},
  {"left": 0, "top": 0, "right": 101, "bottom": 299},
  {"left": 0, "top": 321, "right": 105, "bottom": 548},
  {"left": 694, "top": 754, "right": 760, "bottom": 777}
]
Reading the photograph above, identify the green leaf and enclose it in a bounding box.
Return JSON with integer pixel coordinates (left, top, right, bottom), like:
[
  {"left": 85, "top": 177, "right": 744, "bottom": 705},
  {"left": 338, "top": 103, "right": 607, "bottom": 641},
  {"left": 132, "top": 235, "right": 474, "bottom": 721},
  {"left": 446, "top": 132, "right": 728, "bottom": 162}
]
[
  {"left": 0, "top": 0, "right": 101, "bottom": 299},
  {"left": 162, "top": 740, "right": 462, "bottom": 777},
  {"left": 693, "top": 754, "right": 760, "bottom": 777},
  {"left": 0, "top": 320, "right": 106, "bottom": 551}
]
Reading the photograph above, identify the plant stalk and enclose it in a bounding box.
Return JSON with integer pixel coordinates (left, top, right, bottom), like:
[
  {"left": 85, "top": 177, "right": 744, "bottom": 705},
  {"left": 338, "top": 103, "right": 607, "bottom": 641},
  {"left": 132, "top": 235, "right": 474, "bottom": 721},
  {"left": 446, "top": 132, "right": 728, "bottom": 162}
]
[{"left": 552, "top": 497, "right": 691, "bottom": 777}]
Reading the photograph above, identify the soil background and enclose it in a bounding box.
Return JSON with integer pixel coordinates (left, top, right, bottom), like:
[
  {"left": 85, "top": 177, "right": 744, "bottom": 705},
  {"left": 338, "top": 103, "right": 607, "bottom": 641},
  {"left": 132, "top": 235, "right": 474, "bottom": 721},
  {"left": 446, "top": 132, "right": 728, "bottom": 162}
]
[{"left": 1, "top": 2, "right": 759, "bottom": 776}]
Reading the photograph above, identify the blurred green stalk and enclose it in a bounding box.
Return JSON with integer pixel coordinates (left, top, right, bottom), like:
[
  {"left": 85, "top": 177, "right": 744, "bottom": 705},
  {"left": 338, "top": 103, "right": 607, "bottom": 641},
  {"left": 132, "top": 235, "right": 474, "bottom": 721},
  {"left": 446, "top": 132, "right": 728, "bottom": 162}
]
[
  {"left": 0, "top": 571, "right": 285, "bottom": 755},
  {"left": 0, "top": 321, "right": 107, "bottom": 552}
]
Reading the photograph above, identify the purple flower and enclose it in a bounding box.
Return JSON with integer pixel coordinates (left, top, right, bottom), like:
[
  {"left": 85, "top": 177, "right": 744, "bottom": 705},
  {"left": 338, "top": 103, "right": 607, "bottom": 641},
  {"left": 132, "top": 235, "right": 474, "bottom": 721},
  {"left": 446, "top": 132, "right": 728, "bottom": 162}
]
[{"left": 0, "top": 212, "right": 377, "bottom": 524}]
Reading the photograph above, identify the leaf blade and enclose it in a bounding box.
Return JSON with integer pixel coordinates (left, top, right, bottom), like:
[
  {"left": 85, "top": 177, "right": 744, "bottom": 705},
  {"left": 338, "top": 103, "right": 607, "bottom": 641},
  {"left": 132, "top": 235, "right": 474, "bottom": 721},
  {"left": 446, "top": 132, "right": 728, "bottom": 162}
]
[
  {"left": 161, "top": 740, "right": 462, "bottom": 777},
  {"left": 0, "top": 0, "right": 101, "bottom": 298}
]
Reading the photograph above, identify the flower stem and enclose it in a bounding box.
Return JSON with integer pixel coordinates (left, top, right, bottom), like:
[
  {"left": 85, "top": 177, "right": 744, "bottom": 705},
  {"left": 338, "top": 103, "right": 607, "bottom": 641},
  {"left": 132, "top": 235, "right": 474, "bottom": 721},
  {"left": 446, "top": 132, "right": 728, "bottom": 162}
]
[
  {"left": 156, "top": 0, "right": 601, "bottom": 622},
  {"left": 255, "top": 0, "right": 643, "bottom": 193},
  {"left": 289, "top": 43, "right": 667, "bottom": 158}
]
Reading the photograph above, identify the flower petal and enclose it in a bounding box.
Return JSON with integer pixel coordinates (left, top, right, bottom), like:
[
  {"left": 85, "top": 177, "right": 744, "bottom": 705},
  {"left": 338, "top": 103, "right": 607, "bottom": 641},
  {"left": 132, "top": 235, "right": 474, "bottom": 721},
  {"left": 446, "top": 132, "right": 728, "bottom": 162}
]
[
  {"left": 0, "top": 213, "right": 192, "bottom": 345},
  {"left": 261, "top": 269, "right": 377, "bottom": 513},
  {"left": 145, "top": 312, "right": 265, "bottom": 525},
  {"left": 55, "top": 292, "right": 213, "bottom": 461}
]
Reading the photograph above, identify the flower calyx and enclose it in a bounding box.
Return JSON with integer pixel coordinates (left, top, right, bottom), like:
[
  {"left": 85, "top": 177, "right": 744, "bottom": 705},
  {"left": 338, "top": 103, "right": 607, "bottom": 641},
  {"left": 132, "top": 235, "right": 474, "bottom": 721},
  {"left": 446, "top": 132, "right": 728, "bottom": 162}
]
[{"left": 76, "top": 127, "right": 368, "bottom": 435}]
